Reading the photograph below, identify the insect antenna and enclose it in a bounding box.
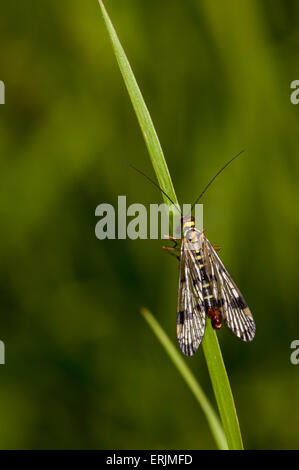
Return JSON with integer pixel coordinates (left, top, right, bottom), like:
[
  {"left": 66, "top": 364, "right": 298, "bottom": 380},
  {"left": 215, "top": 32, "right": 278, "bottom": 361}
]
[
  {"left": 190, "top": 150, "right": 245, "bottom": 212},
  {"left": 125, "top": 161, "right": 182, "bottom": 215}
]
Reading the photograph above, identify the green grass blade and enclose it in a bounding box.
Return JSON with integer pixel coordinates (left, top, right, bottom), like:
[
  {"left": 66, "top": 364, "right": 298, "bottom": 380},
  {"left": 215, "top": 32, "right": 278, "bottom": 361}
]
[
  {"left": 141, "top": 308, "right": 228, "bottom": 450},
  {"left": 98, "top": 0, "right": 178, "bottom": 211},
  {"left": 98, "top": 0, "right": 244, "bottom": 450},
  {"left": 202, "top": 322, "right": 243, "bottom": 449}
]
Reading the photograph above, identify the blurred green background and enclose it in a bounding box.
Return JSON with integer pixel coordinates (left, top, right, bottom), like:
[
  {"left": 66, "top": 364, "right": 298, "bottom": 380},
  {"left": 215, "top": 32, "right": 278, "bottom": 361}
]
[{"left": 0, "top": 0, "right": 299, "bottom": 450}]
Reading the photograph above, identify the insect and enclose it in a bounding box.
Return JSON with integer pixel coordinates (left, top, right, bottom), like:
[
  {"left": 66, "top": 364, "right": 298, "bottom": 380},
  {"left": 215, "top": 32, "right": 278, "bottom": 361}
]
[{"left": 128, "top": 151, "right": 255, "bottom": 356}]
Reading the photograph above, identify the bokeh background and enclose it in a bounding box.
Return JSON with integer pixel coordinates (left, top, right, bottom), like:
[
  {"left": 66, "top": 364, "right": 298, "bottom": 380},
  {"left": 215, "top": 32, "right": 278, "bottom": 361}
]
[{"left": 0, "top": 0, "right": 298, "bottom": 449}]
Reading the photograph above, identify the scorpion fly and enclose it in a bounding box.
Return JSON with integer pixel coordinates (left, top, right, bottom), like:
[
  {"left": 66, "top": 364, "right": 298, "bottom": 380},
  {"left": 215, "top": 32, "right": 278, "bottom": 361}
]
[{"left": 128, "top": 151, "right": 255, "bottom": 356}]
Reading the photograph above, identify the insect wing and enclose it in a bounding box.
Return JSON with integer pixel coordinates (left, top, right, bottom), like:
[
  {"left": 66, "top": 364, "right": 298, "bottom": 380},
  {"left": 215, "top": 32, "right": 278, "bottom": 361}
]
[
  {"left": 176, "top": 241, "right": 206, "bottom": 356},
  {"left": 203, "top": 237, "right": 255, "bottom": 342}
]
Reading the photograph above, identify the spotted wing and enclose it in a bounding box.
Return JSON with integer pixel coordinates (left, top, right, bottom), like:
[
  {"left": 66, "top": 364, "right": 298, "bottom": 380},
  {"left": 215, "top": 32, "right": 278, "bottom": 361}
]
[
  {"left": 176, "top": 241, "right": 206, "bottom": 356},
  {"left": 203, "top": 237, "right": 255, "bottom": 342}
]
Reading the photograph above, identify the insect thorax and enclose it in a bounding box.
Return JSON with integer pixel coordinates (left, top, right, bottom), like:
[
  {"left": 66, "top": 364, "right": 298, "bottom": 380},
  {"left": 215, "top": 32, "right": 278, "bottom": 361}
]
[{"left": 183, "top": 222, "right": 203, "bottom": 252}]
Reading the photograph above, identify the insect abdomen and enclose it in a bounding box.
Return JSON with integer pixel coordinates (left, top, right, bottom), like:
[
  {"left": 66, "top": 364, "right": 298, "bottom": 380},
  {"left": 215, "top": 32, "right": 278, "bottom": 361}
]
[
  {"left": 207, "top": 306, "right": 223, "bottom": 329},
  {"left": 196, "top": 248, "right": 223, "bottom": 330}
]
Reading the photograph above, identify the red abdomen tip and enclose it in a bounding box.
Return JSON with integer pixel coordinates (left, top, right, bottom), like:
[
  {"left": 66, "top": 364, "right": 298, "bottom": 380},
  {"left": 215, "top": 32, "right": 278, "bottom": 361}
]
[{"left": 207, "top": 307, "right": 223, "bottom": 330}]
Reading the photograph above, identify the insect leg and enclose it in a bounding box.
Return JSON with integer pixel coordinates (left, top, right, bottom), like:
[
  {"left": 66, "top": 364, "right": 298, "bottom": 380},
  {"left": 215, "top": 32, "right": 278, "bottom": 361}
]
[
  {"left": 163, "top": 234, "right": 180, "bottom": 248},
  {"left": 213, "top": 245, "right": 221, "bottom": 252},
  {"left": 162, "top": 245, "right": 180, "bottom": 261}
]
